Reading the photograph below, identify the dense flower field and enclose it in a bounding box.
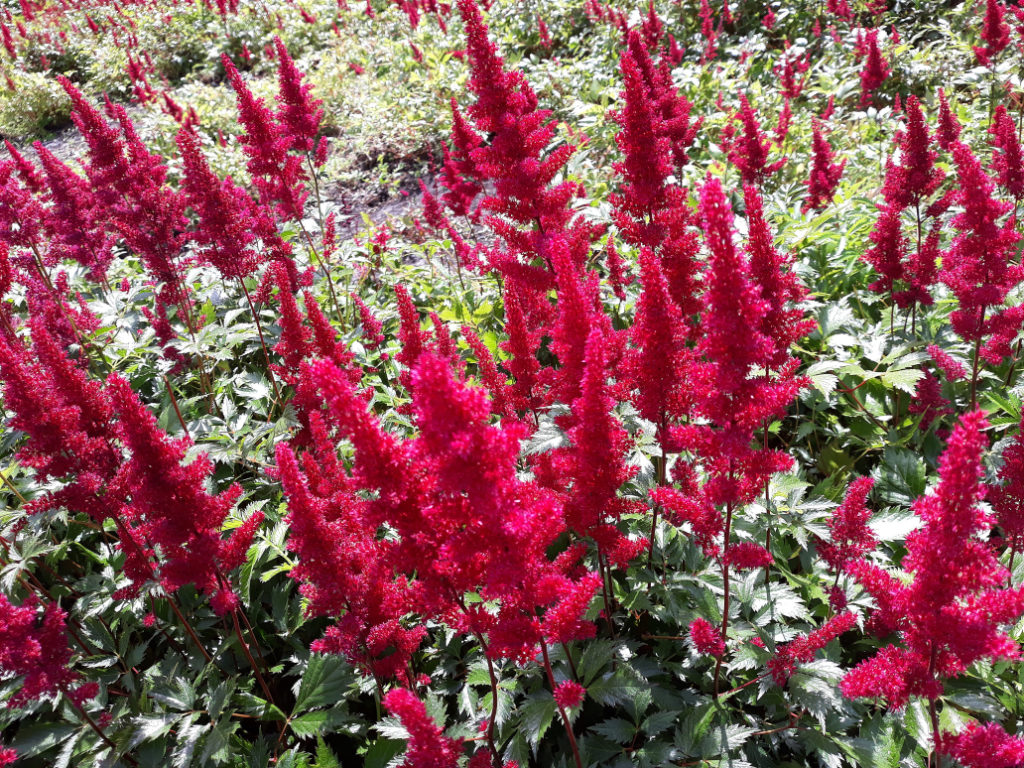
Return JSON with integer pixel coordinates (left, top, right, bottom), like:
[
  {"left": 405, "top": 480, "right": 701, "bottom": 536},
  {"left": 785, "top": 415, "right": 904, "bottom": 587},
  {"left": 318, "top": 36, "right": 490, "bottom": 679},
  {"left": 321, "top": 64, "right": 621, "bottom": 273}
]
[{"left": 1, "top": 0, "right": 1024, "bottom": 765}]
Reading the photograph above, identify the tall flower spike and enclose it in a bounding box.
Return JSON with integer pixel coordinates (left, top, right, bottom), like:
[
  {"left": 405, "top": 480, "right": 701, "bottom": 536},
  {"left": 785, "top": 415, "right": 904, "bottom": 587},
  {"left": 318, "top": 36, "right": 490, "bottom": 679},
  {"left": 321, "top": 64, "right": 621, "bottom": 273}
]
[
  {"left": 273, "top": 36, "right": 324, "bottom": 154},
  {"left": 974, "top": 0, "right": 1011, "bottom": 66},
  {"left": 177, "top": 128, "right": 261, "bottom": 281},
  {"left": 744, "top": 184, "right": 816, "bottom": 369},
  {"left": 768, "top": 612, "right": 857, "bottom": 685},
  {"left": 106, "top": 373, "right": 244, "bottom": 613},
  {"left": 223, "top": 53, "right": 308, "bottom": 220},
  {"left": 990, "top": 104, "right": 1024, "bottom": 201},
  {"left": 620, "top": 248, "right": 689, "bottom": 431},
  {"left": 560, "top": 326, "right": 640, "bottom": 557},
  {"left": 940, "top": 142, "right": 1021, "bottom": 364},
  {"left": 610, "top": 36, "right": 672, "bottom": 247},
  {"left": 858, "top": 30, "right": 890, "bottom": 108},
  {"left": 882, "top": 95, "right": 944, "bottom": 209},
  {"left": 723, "top": 94, "right": 785, "bottom": 186},
  {"left": 936, "top": 89, "right": 962, "bottom": 150},
  {"left": 817, "top": 476, "right": 877, "bottom": 571},
  {"left": 842, "top": 411, "right": 1024, "bottom": 715},
  {"left": 803, "top": 118, "right": 846, "bottom": 212}
]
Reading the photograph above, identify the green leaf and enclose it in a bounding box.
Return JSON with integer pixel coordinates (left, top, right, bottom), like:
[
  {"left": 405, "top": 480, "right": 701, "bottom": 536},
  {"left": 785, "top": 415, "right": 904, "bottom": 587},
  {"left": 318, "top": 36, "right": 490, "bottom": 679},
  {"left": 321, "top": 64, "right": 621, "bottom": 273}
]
[
  {"left": 363, "top": 739, "right": 405, "bottom": 768},
  {"left": 518, "top": 695, "right": 557, "bottom": 749},
  {"left": 293, "top": 654, "right": 353, "bottom": 714},
  {"left": 590, "top": 717, "right": 636, "bottom": 744}
]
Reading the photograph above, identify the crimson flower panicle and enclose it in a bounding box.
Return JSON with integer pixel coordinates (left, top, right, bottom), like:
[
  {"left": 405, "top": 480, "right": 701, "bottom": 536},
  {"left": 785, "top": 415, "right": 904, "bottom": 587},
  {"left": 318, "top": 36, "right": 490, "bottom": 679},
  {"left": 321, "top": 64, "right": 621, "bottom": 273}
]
[{"left": 689, "top": 617, "right": 726, "bottom": 658}]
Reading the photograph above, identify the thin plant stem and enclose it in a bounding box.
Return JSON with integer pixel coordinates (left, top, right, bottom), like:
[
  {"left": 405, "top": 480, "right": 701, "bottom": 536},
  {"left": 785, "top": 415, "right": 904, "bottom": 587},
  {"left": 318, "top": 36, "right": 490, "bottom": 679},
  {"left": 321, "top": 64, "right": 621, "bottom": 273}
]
[
  {"left": 713, "top": 501, "right": 735, "bottom": 698},
  {"left": 539, "top": 639, "right": 583, "bottom": 768},
  {"left": 240, "top": 280, "right": 282, "bottom": 406}
]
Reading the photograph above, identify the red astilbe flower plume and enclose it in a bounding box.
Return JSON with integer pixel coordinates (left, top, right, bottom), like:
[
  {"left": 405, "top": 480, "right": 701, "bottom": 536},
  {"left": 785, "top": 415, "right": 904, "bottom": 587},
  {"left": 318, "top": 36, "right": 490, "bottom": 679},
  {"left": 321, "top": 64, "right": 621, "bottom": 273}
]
[
  {"left": 439, "top": 100, "right": 484, "bottom": 219},
  {"left": 609, "top": 38, "right": 672, "bottom": 247},
  {"left": 908, "top": 368, "right": 953, "bottom": 430},
  {"left": 882, "top": 95, "right": 944, "bottom": 209},
  {"left": 690, "top": 617, "right": 726, "bottom": 657},
  {"left": 223, "top": 53, "right": 308, "bottom": 221},
  {"left": 928, "top": 344, "right": 967, "bottom": 381},
  {"left": 604, "top": 239, "right": 631, "bottom": 300},
  {"left": 177, "top": 129, "right": 262, "bottom": 280},
  {"left": 58, "top": 82, "right": 187, "bottom": 292},
  {"left": 555, "top": 326, "right": 643, "bottom": 565},
  {"left": 940, "top": 722, "right": 1024, "bottom": 768},
  {"left": 623, "top": 32, "right": 701, "bottom": 173},
  {"left": 0, "top": 595, "right": 95, "bottom": 709},
  {"left": 352, "top": 293, "right": 386, "bottom": 350},
  {"left": 620, "top": 248, "right": 690, "bottom": 435},
  {"left": 677, "top": 177, "right": 803, "bottom": 509},
  {"left": 842, "top": 411, "right": 1024, "bottom": 712},
  {"left": 775, "top": 47, "right": 810, "bottom": 100},
  {"left": 988, "top": 418, "right": 1024, "bottom": 557},
  {"left": 298, "top": 353, "right": 599, "bottom": 665},
  {"left": 990, "top": 104, "right": 1024, "bottom": 201},
  {"left": 456, "top": 0, "right": 578, "bottom": 234},
  {"left": 276, "top": 441, "right": 422, "bottom": 682},
  {"left": 106, "top": 374, "right": 245, "bottom": 613},
  {"left": 272, "top": 36, "right": 323, "bottom": 154},
  {"left": 461, "top": 325, "right": 514, "bottom": 419},
  {"left": 743, "top": 184, "right": 815, "bottom": 369},
  {"left": 499, "top": 280, "right": 543, "bottom": 415},
  {"left": 722, "top": 94, "right": 786, "bottom": 186},
  {"left": 936, "top": 89, "right": 962, "bottom": 151},
  {"left": 894, "top": 220, "right": 941, "bottom": 310},
  {"left": 546, "top": 238, "right": 603, "bottom": 408},
  {"left": 862, "top": 202, "right": 908, "bottom": 299},
  {"left": 768, "top": 611, "right": 857, "bottom": 685},
  {"left": 722, "top": 540, "right": 774, "bottom": 570},
  {"left": 817, "top": 476, "right": 877, "bottom": 571},
  {"left": 553, "top": 680, "right": 585, "bottom": 709},
  {"left": 858, "top": 29, "right": 890, "bottom": 108},
  {"left": 33, "top": 143, "right": 113, "bottom": 281},
  {"left": 0, "top": 324, "right": 121, "bottom": 525},
  {"left": 0, "top": 159, "right": 46, "bottom": 253},
  {"left": 383, "top": 688, "right": 461, "bottom": 768},
  {"left": 4, "top": 139, "right": 44, "bottom": 193},
  {"left": 940, "top": 142, "right": 1022, "bottom": 364},
  {"left": 803, "top": 118, "right": 846, "bottom": 212},
  {"left": 974, "top": 0, "right": 1011, "bottom": 66}
]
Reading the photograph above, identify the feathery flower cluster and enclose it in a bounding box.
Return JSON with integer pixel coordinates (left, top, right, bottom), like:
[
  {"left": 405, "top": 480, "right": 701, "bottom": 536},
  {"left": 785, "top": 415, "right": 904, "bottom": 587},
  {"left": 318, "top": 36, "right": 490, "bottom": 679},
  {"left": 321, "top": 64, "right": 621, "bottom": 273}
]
[
  {"left": 553, "top": 680, "right": 586, "bottom": 709},
  {"left": 974, "top": 0, "right": 1011, "bottom": 65},
  {"left": 990, "top": 104, "right": 1024, "bottom": 201},
  {"left": 690, "top": 617, "right": 726, "bottom": 657},
  {"left": 721, "top": 94, "right": 786, "bottom": 185},
  {"left": 858, "top": 30, "right": 890, "bottom": 107},
  {"left": 223, "top": 53, "right": 308, "bottom": 220},
  {"left": 817, "top": 477, "right": 877, "bottom": 571},
  {"left": 989, "top": 418, "right": 1024, "bottom": 557},
  {"left": 842, "top": 411, "right": 1024, "bottom": 713},
  {"left": 940, "top": 142, "right": 1022, "bottom": 364},
  {"left": 767, "top": 611, "right": 857, "bottom": 685},
  {"left": 804, "top": 118, "right": 846, "bottom": 212},
  {"left": 383, "top": 688, "right": 462, "bottom": 768},
  {"left": 0, "top": 595, "right": 92, "bottom": 708},
  {"left": 107, "top": 374, "right": 247, "bottom": 613},
  {"left": 279, "top": 350, "right": 603, "bottom": 675},
  {"left": 940, "top": 721, "right": 1024, "bottom": 768}
]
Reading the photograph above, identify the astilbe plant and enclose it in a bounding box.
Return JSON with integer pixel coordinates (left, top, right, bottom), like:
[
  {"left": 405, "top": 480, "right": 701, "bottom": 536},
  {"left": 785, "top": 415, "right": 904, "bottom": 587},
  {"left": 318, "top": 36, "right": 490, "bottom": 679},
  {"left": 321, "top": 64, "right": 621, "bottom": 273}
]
[
  {"left": 278, "top": 348, "right": 602, "bottom": 765},
  {"left": 721, "top": 94, "right": 786, "bottom": 185},
  {"left": 940, "top": 142, "right": 1022, "bottom": 398},
  {"left": 841, "top": 411, "right": 1024, "bottom": 764},
  {"left": 803, "top": 118, "right": 846, "bottom": 212}
]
